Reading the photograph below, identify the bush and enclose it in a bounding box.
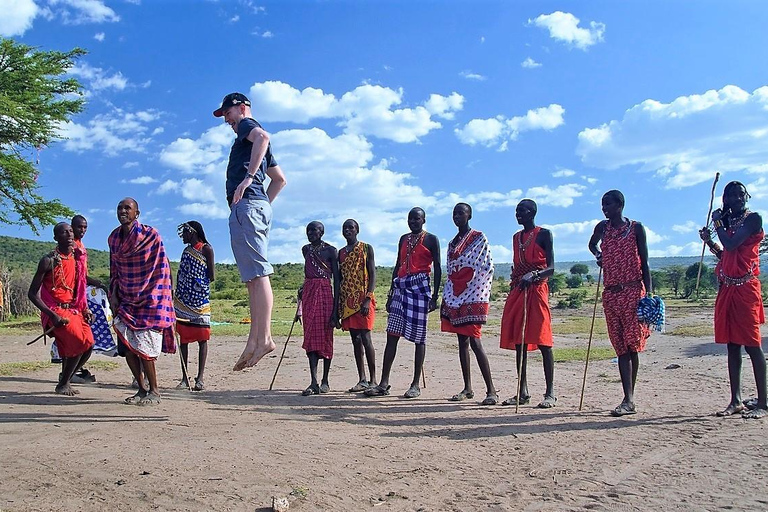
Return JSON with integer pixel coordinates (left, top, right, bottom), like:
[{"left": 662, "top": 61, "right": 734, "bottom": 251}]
[
  {"left": 549, "top": 272, "right": 567, "bottom": 294},
  {"left": 556, "top": 289, "right": 589, "bottom": 309},
  {"left": 565, "top": 274, "right": 583, "bottom": 288}
]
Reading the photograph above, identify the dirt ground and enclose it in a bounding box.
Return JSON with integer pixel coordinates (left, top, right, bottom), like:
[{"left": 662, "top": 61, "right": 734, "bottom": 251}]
[{"left": 1, "top": 305, "right": 767, "bottom": 512}]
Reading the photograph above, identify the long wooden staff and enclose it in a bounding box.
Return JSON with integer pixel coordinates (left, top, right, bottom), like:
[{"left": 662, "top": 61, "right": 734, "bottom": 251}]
[
  {"left": 177, "top": 332, "right": 193, "bottom": 391},
  {"left": 579, "top": 267, "right": 603, "bottom": 411},
  {"left": 695, "top": 172, "right": 721, "bottom": 297},
  {"left": 269, "top": 300, "right": 303, "bottom": 391},
  {"left": 515, "top": 287, "right": 529, "bottom": 413},
  {"left": 27, "top": 325, "right": 56, "bottom": 346}
]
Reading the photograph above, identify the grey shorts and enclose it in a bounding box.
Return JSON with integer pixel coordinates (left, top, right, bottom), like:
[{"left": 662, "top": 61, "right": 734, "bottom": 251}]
[{"left": 229, "top": 199, "right": 274, "bottom": 282}]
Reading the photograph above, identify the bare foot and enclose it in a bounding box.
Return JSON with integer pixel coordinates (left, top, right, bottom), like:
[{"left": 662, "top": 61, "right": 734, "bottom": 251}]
[
  {"left": 233, "top": 350, "right": 255, "bottom": 371},
  {"left": 244, "top": 339, "right": 277, "bottom": 368},
  {"left": 55, "top": 383, "right": 77, "bottom": 396}
]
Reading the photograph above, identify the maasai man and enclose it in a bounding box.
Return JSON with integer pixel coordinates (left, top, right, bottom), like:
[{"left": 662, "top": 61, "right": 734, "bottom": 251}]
[
  {"left": 109, "top": 198, "right": 176, "bottom": 406},
  {"left": 500, "top": 200, "right": 556, "bottom": 408},
  {"left": 700, "top": 181, "right": 766, "bottom": 419},
  {"left": 300, "top": 221, "right": 340, "bottom": 396},
  {"left": 174, "top": 221, "right": 215, "bottom": 392},
  {"left": 366, "top": 207, "right": 441, "bottom": 399},
  {"left": 28, "top": 222, "right": 94, "bottom": 396},
  {"left": 214, "top": 93, "right": 287, "bottom": 371},
  {"left": 588, "top": 190, "right": 651, "bottom": 417},
  {"left": 338, "top": 219, "right": 377, "bottom": 392},
  {"left": 441, "top": 203, "right": 498, "bottom": 405}
]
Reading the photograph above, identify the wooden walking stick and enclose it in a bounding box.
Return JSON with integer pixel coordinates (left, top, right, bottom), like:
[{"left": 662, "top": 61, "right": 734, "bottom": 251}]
[
  {"left": 176, "top": 332, "right": 193, "bottom": 391},
  {"left": 269, "top": 300, "right": 302, "bottom": 391},
  {"left": 515, "top": 287, "right": 529, "bottom": 414},
  {"left": 579, "top": 267, "right": 603, "bottom": 411},
  {"left": 27, "top": 325, "right": 56, "bottom": 346},
  {"left": 695, "top": 172, "right": 721, "bottom": 297}
]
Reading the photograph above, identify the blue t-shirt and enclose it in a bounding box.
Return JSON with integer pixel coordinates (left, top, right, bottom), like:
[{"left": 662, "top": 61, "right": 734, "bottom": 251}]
[{"left": 225, "top": 117, "right": 278, "bottom": 205}]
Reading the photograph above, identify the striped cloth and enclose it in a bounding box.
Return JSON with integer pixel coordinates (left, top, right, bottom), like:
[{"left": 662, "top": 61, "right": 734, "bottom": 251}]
[
  {"left": 637, "top": 295, "right": 665, "bottom": 332},
  {"left": 108, "top": 221, "right": 176, "bottom": 354},
  {"left": 386, "top": 272, "right": 431, "bottom": 344}
]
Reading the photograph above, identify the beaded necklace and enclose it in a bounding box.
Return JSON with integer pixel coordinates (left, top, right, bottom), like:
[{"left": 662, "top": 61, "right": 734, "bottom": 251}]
[
  {"left": 308, "top": 241, "right": 331, "bottom": 276},
  {"left": 51, "top": 249, "right": 74, "bottom": 293},
  {"left": 404, "top": 231, "right": 426, "bottom": 272},
  {"left": 727, "top": 209, "right": 750, "bottom": 232},
  {"left": 517, "top": 229, "right": 537, "bottom": 265}
]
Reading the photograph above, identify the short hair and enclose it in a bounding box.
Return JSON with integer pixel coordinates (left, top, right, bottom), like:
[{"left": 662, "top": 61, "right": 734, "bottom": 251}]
[
  {"left": 455, "top": 202, "right": 472, "bottom": 216},
  {"left": 409, "top": 207, "right": 425, "bottom": 218},
  {"left": 343, "top": 219, "right": 360, "bottom": 232},
  {"left": 308, "top": 220, "right": 325, "bottom": 233},
  {"left": 71, "top": 214, "right": 87, "bottom": 224},
  {"left": 53, "top": 222, "right": 69, "bottom": 236},
  {"left": 602, "top": 190, "right": 625, "bottom": 208},
  {"left": 723, "top": 181, "right": 750, "bottom": 201},
  {"left": 518, "top": 199, "right": 538, "bottom": 214}
]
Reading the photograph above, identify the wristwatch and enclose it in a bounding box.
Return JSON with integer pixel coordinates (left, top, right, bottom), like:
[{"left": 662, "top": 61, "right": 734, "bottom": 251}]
[{"left": 246, "top": 172, "right": 257, "bottom": 180}]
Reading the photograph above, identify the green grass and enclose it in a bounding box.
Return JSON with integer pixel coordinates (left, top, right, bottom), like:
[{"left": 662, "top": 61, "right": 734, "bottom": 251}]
[
  {"left": 0, "top": 361, "right": 52, "bottom": 376},
  {"left": 551, "top": 347, "right": 615, "bottom": 363},
  {"left": 86, "top": 360, "right": 120, "bottom": 371},
  {"left": 552, "top": 316, "right": 608, "bottom": 337},
  {"left": 668, "top": 323, "right": 713, "bottom": 337}
]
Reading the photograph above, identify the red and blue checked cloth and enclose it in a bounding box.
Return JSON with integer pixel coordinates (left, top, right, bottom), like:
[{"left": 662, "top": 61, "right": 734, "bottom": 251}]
[
  {"left": 109, "top": 221, "right": 176, "bottom": 354},
  {"left": 301, "top": 278, "right": 334, "bottom": 359},
  {"left": 386, "top": 272, "right": 431, "bottom": 344}
]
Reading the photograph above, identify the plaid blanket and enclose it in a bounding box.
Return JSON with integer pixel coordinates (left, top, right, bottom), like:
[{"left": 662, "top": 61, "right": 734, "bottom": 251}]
[
  {"left": 386, "top": 272, "right": 431, "bottom": 344},
  {"left": 109, "top": 221, "right": 176, "bottom": 354}
]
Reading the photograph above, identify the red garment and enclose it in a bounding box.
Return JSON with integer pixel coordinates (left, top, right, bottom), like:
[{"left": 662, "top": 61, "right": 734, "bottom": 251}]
[
  {"left": 500, "top": 227, "right": 552, "bottom": 351},
  {"left": 397, "top": 232, "right": 433, "bottom": 278},
  {"left": 40, "top": 251, "right": 93, "bottom": 358},
  {"left": 301, "top": 278, "right": 334, "bottom": 359},
  {"left": 600, "top": 220, "right": 649, "bottom": 355},
  {"left": 441, "top": 317, "right": 482, "bottom": 338},
  {"left": 714, "top": 229, "right": 764, "bottom": 346},
  {"left": 176, "top": 322, "right": 210, "bottom": 344},
  {"left": 341, "top": 310, "right": 375, "bottom": 331}
]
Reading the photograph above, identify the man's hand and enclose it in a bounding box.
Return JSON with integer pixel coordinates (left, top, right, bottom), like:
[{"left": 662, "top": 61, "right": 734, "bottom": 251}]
[
  {"left": 699, "top": 227, "right": 713, "bottom": 243},
  {"left": 109, "top": 293, "right": 119, "bottom": 316},
  {"left": 84, "top": 309, "right": 95, "bottom": 324},
  {"left": 429, "top": 297, "right": 438, "bottom": 313},
  {"left": 711, "top": 208, "right": 724, "bottom": 222},
  {"left": 360, "top": 297, "right": 371, "bottom": 317},
  {"left": 48, "top": 312, "right": 68, "bottom": 328},
  {"left": 231, "top": 176, "right": 253, "bottom": 204},
  {"left": 519, "top": 271, "right": 535, "bottom": 289},
  {"left": 595, "top": 251, "right": 603, "bottom": 268}
]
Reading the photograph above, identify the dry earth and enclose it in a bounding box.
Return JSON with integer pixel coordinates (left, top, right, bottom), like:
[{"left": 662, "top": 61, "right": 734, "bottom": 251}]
[{"left": 1, "top": 304, "right": 766, "bottom": 511}]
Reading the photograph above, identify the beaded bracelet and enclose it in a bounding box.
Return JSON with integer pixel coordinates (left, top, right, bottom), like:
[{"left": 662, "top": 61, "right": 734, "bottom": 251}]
[{"left": 713, "top": 219, "right": 724, "bottom": 229}]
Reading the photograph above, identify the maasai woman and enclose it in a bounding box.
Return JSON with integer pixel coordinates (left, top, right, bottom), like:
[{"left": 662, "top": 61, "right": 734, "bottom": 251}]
[
  {"left": 174, "top": 221, "right": 215, "bottom": 391},
  {"left": 700, "top": 181, "right": 766, "bottom": 419},
  {"left": 338, "top": 219, "right": 377, "bottom": 392},
  {"left": 300, "top": 221, "right": 340, "bottom": 396},
  {"left": 500, "top": 200, "right": 556, "bottom": 408},
  {"left": 588, "top": 190, "right": 651, "bottom": 416},
  {"left": 441, "top": 203, "right": 498, "bottom": 405}
]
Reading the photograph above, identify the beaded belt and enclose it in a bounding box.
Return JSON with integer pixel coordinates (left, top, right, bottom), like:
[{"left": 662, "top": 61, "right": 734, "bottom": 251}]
[
  {"left": 719, "top": 269, "right": 756, "bottom": 287},
  {"left": 604, "top": 280, "right": 642, "bottom": 293},
  {"left": 56, "top": 303, "right": 74, "bottom": 309}
]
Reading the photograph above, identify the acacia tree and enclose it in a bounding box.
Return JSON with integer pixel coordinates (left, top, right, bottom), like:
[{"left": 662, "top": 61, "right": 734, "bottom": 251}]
[{"left": 0, "top": 38, "right": 85, "bottom": 233}]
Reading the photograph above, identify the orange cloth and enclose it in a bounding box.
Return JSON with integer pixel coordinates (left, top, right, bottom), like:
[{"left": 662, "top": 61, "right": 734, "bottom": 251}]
[
  {"left": 42, "top": 253, "right": 75, "bottom": 305},
  {"left": 500, "top": 227, "right": 552, "bottom": 351},
  {"left": 342, "top": 311, "right": 375, "bottom": 331},
  {"left": 441, "top": 317, "right": 482, "bottom": 338},
  {"left": 397, "top": 232, "right": 433, "bottom": 278},
  {"left": 714, "top": 229, "right": 765, "bottom": 346},
  {"left": 176, "top": 321, "right": 211, "bottom": 344}
]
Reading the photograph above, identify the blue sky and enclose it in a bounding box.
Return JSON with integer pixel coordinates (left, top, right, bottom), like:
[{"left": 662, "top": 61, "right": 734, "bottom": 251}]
[{"left": 4, "top": 1, "right": 768, "bottom": 266}]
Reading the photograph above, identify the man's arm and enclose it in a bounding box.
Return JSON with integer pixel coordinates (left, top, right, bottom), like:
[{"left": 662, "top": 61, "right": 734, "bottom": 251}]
[
  {"left": 588, "top": 221, "right": 605, "bottom": 266},
  {"left": 329, "top": 247, "right": 341, "bottom": 327},
  {"left": 361, "top": 244, "right": 376, "bottom": 317},
  {"left": 265, "top": 165, "right": 287, "bottom": 203},
  {"left": 425, "top": 233, "right": 441, "bottom": 312},
  {"left": 520, "top": 229, "right": 555, "bottom": 288},
  {"left": 28, "top": 256, "right": 66, "bottom": 327},
  {"left": 635, "top": 222, "right": 652, "bottom": 294},
  {"left": 715, "top": 212, "right": 762, "bottom": 252},
  {"left": 231, "top": 126, "right": 271, "bottom": 204},
  {"left": 387, "top": 235, "right": 406, "bottom": 313},
  {"left": 202, "top": 244, "right": 215, "bottom": 282}
]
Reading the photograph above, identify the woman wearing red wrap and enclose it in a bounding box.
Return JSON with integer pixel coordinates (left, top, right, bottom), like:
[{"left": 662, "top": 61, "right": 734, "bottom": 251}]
[
  {"left": 589, "top": 190, "right": 652, "bottom": 417},
  {"left": 700, "top": 181, "right": 767, "bottom": 419}
]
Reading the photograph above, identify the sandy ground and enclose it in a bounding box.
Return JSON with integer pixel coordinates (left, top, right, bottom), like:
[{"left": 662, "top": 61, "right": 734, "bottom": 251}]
[{"left": 1, "top": 305, "right": 767, "bottom": 512}]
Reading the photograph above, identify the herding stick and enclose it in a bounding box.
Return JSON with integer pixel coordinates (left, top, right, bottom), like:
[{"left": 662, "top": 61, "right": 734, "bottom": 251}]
[
  {"left": 579, "top": 267, "right": 603, "bottom": 411},
  {"left": 27, "top": 325, "right": 56, "bottom": 346},
  {"left": 515, "top": 287, "right": 529, "bottom": 414},
  {"left": 695, "top": 172, "right": 721, "bottom": 297},
  {"left": 269, "top": 300, "right": 302, "bottom": 391}
]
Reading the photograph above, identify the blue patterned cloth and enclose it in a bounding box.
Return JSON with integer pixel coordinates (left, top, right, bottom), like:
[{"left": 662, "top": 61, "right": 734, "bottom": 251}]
[
  {"left": 174, "top": 244, "right": 211, "bottom": 327},
  {"left": 50, "top": 286, "right": 116, "bottom": 361},
  {"left": 386, "top": 272, "right": 432, "bottom": 344},
  {"left": 637, "top": 295, "right": 665, "bottom": 332}
]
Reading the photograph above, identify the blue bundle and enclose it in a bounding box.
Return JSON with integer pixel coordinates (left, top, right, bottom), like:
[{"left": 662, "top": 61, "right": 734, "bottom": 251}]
[{"left": 637, "top": 295, "right": 665, "bottom": 332}]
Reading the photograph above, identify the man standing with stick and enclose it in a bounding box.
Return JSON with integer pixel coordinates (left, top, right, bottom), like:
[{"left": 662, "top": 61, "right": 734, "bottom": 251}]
[
  {"left": 589, "top": 190, "right": 652, "bottom": 417},
  {"left": 214, "top": 92, "right": 287, "bottom": 371},
  {"left": 500, "top": 200, "right": 556, "bottom": 408}
]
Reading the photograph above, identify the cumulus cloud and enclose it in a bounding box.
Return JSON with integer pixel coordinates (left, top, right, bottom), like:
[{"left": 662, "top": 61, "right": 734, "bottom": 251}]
[
  {"left": 69, "top": 62, "right": 128, "bottom": 91},
  {"left": 160, "top": 124, "right": 233, "bottom": 174},
  {"left": 648, "top": 241, "right": 701, "bottom": 258},
  {"left": 529, "top": 11, "right": 605, "bottom": 50},
  {"left": 459, "top": 70, "right": 487, "bottom": 81},
  {"left": 121, "top": 176, "right": 157, "bottom": 185},
  {"left": 59, "top": 108, "right": 162, "bottom": 156},
  {"left": 577, "top": 85, "right": 768, "bottom": 188},
  {"left": 94, "top": 31, "right": 104, "bottom": 41},
  {"left": 49, "top": 0, "right": 120, "bottom": 24},
  {"left": 671, "top": 220, "right": 698, "bottom": 234},
  {"left": 455, "top": 104, "right": 565, "bottom": 149},
  {"left": 552, "top": 169, "right": 576, "bottom": 178},
  {"left": 526, "top": 184, "right": 586, "bottom": 208},
  {"left": 0, "top": 0, "right": 40, "bottom": 36},
  {"left": 248, "top": 81, "right": 463, "bottom": 142},
  {"left": 521, "top": 57, "right": 542, "bottom": 69}
]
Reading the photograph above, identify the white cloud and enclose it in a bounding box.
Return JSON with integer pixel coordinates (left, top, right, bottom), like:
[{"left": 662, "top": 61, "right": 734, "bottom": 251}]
[
  {"left": 94, "top": 31, "right": 104, "bottom": 41},
  {"left": 521, "top": 57, "right": 542, "bottom": 69},
  {"left": 480, "top": 36, "right": 485, "bottom": 43},
  {"left": 157, "top": 179, "right": 179, "bottom": 194},
  {"left": 455, "top": 104, "right": 565, "bottom": 149},
  {"left": 178, "top": 202, "right": 230, "bottom": 220},
  {"left": 459, "top": 70, "right": 487, "bottom": 81},
  {"left": 229, "top": 15, "right": 239, "bottom": 23},
  {"left": 552, "top": 169, "right": 576, "bottom": 178},
  {"left": 490, "top": 244, "right": 511, "bottom": 261},
  {"left": 261, "top": 30, "right": 273, "bottom": 38},
  {"left": 671, "top": 220, "right": 698, "bottom": 234},
  {"left": 0, "top": 0, "right": 39, "bottom": 36},
  {"left": 577, "top": 85, "right": 768, "bottom": 188},
  {"left": 529, "top": 11, "right": 605, "bottom": 50},
  {"left": 69, "top": 62, "right": 128, "bottom": 91},
  {"left": 248, "top": 81, "right": 463, "bottom": 142},
  {"left": 526, "top": 184, "right": 585, "bottom": 208},
  {"left": 542, "top": 219, "right": 602, "bottom": 238},
  {"left": 49, "top": 0, "right": 120, "bottom": 24},
  {"left": 648, "top": 242, "right": 701, "bottom": 258},
  {"left": 59, "top": 108, "right": 162, "bottom": 156},
  {"left": 160, "top": 124, "right": 233, "bottom": 174},
  {"left": 644, "top": 227, "right": 667, "bottom": 245},
  {"left": 121, "top": 176, "right": 157, "bottom": 185},
  {"left": 122, "top": 161, "right": 139, "bottom": 168}
]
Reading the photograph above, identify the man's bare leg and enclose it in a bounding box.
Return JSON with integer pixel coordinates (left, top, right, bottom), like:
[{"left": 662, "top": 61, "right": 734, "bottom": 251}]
[
  {"left": 234, "top": 275, "right": 276, "bottom": 370},
  {"left": 56, "top": 355, "right": 81, "bottom": 396}
]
